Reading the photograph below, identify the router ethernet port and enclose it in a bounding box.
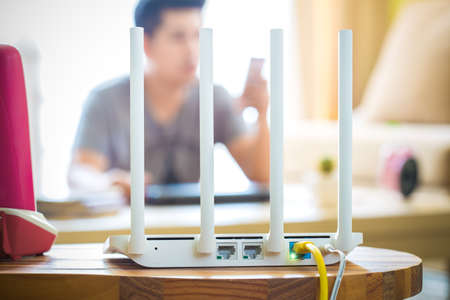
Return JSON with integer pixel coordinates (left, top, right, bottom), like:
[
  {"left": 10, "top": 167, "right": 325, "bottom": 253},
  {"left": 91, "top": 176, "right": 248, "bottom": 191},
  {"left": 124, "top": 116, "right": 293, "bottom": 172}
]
[
  {"left": 243, "top": 244, "right": 263, "bottom": 260},
  {"left": 216, "top": 244, "right": 237, "bottom": 260},
  {"left": 288, "top": 241, "right": 311, "bottom": 260}
]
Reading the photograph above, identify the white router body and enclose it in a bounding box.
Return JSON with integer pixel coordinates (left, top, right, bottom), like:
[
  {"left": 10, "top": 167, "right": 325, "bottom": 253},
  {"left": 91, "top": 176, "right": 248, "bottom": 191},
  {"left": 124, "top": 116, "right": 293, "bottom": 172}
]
[
  {"left": 105, "top": 233, "right": 363, "bottom": 267},
  {"left": 104, "top": 28, "right": 363, "bottom": 268}
]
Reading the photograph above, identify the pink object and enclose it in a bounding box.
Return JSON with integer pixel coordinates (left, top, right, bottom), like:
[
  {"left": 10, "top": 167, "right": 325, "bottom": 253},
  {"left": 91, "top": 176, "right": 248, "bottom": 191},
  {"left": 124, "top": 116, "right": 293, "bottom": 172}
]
[
  {"left": 380, "top": 148, "right": 413, "bottom": 190},
  {"left": 0, "top": 45, "right": 35, "bottom": 211},
  {"left": 0, "top": 211, "right": 56, "bottom": 260},
  {"left": 0, "top": 44, "right": 56, "bottom": 259},
  {"left": 379, "top": 145, "right": 418, "bottom": 197}
]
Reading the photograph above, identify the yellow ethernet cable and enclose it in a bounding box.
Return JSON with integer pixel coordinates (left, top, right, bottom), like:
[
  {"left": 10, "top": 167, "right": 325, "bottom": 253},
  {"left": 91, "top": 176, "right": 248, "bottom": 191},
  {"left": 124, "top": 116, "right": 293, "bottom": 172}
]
[{"left": 293, "top": 241, "right": 328, "bottom": 300}]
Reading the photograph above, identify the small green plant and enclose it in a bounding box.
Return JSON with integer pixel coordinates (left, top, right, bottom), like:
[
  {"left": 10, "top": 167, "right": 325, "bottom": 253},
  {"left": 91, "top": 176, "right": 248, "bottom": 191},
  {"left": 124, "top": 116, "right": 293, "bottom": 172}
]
[{"left": 318, "top": 156, "right": 335, "bottom": 175}]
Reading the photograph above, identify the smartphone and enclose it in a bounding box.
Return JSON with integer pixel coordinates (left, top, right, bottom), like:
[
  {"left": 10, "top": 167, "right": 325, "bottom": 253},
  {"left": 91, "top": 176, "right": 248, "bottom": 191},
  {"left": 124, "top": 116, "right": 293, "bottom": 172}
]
[{"left": 245, "top": 58, "right": 265, "bottom": 85}]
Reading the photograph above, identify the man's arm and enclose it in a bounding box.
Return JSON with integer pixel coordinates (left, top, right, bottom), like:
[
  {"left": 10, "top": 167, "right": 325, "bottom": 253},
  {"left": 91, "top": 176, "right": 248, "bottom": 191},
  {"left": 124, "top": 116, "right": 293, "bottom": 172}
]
[
  {"left": 226, "top": 75, "right": 270, "bottom": 184},
  {"left": 69, "top": 149, "right": 137, "bottom": 199},
  {"left": 68, "top": 87, "right": 136, "bottom": 197},
  {"left": 68, "top": 149, "right": 109, "bottom": 191},
  {"left": 72, "top": 148, "right": 108, "bottom": 172},
  {"left": 227, "top": 116, "right": 270, "bottom": 183}
]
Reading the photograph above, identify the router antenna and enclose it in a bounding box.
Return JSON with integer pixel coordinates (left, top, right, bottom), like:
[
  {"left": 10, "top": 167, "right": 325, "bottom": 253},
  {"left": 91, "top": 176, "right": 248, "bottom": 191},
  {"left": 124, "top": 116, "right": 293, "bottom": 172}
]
[
  {"left": 197, "top": 28, "right": 215, "bottom": 254},
  {"left": 334, "top": 29, "right": 353, "bottom": 252},
  {"left": 128, "top": 27, "right": 145, "bottom": 254},
  {"left": 267, "top": 29, "right": 284, "bottom": 253}
]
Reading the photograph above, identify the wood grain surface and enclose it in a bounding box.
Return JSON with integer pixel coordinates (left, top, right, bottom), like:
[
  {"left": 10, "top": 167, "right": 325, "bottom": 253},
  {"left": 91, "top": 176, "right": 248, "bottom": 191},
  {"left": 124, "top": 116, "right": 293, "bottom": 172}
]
[{"left": 0, "top": 244, "right": 422, "bottom": 300}]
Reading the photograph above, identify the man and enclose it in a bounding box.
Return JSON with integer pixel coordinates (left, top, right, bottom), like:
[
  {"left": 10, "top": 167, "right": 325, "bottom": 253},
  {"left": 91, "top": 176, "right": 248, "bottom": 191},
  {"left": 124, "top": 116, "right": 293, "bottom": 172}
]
[{"left": 69, "top": 0, "right": 270, "bottom": 197}]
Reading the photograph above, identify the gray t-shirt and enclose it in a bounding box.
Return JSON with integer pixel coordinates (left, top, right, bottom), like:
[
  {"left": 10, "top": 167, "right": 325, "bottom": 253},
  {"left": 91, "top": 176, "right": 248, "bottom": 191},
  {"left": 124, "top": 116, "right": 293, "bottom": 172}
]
[{"left": 73, "top": 76, "right": 246, "bottom": 184}]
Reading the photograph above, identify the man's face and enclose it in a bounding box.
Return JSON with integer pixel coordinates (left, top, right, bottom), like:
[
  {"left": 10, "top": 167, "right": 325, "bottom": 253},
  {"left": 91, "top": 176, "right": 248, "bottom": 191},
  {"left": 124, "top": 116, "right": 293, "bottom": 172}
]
[{"left": 144, "top": 8, "right": 201, "bottom": 85}]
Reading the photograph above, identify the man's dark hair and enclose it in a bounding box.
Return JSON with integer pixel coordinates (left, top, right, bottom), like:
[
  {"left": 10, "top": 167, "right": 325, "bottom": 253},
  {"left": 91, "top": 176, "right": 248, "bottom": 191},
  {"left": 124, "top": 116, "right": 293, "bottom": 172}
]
[{"left": 135, "top": 0, "right": 206, "bottom": 36}]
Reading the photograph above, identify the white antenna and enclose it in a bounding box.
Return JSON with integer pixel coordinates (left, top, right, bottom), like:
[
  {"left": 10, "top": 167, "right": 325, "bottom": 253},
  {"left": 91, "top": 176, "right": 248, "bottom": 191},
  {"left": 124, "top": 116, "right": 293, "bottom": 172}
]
[
  {"left": 197, "top": 28, "right": 215, "bottom": 254},
  {"left": 334, "top": 29, "right": 353, "bottom": 252},
  {"left": 266, "top": 28, "right": 284, "bottom": 253},
  {"left": 128, "top": 27, "right": 145, "bottom": 254}
]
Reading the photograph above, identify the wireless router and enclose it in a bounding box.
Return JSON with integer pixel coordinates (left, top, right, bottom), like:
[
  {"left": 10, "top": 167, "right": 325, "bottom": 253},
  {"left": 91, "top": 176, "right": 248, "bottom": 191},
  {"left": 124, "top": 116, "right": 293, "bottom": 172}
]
[{"left": 104, "top": 27, "right": 363, "bottom": 267}]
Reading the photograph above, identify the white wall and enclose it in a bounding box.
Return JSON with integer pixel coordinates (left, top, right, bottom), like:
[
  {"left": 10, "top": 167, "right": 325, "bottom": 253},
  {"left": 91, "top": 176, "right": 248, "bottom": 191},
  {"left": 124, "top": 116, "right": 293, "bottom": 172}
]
[{"left": 1, "top": 0, "right": 135, "bottom": 197}]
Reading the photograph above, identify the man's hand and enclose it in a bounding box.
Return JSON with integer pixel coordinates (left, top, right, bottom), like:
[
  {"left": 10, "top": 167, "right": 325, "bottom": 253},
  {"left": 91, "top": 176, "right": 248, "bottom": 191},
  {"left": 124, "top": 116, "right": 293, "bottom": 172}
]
[
  {"left": 108, "top": 169, "right": 152, "bottom": 201},
  {"left": 239, "top": 74, "right": 269, "bottom": 119}
]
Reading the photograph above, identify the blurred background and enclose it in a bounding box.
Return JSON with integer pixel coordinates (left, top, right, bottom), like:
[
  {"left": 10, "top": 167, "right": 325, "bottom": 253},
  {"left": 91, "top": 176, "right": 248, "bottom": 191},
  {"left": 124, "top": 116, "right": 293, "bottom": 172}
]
[
  {"left": 0, "top": 0, "right": 292, "bottom": 197},
  {"left": 0, "top": 0, "right": 448, "bottom": 197},
  {"left": 0, "top": 1, "right": 449, "bottom": 299}
]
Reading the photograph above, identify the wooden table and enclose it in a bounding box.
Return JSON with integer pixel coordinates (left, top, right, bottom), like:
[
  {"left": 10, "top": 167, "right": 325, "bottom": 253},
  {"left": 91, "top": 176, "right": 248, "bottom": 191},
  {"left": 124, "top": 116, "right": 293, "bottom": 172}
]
[
  {"left": 0, "top": 244, "right": 422, "bottom": 300},
  {"left": 48, "top": 184, "right": 450, "bottom": 261}
]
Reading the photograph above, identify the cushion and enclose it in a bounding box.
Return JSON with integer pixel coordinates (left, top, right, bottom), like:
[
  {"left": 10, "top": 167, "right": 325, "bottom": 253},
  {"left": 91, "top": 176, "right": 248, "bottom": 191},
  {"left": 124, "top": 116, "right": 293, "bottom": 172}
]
[{"left": 359, "top": 0, "right": 450, "bottom": 124}]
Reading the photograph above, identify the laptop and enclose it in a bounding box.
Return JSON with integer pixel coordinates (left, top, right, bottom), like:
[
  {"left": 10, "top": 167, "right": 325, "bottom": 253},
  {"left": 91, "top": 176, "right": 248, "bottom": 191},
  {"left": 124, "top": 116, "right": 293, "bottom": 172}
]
[{"left": 145, "top": 182, "right": 269, "bottom": 205}]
